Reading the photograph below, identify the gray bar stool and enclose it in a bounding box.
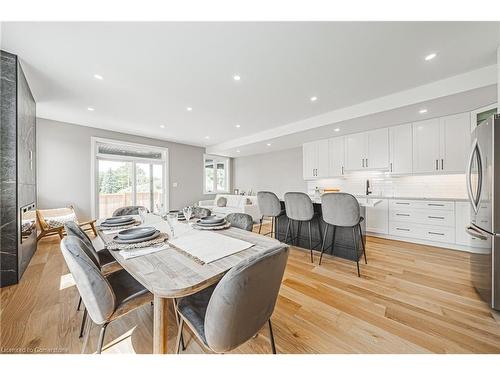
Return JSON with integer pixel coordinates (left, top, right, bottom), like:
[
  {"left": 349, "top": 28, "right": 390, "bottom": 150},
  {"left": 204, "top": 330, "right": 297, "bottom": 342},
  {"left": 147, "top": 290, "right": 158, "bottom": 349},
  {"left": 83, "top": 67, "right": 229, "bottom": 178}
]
[
  {"left": 319, "top": 193, "right": 367, "bottom": 277},
  {"left": 257, "top": 191, "right": 285, "bottom": 240},
  {"left": 284, "top": 192, "right": 323, "bottom": 263}
]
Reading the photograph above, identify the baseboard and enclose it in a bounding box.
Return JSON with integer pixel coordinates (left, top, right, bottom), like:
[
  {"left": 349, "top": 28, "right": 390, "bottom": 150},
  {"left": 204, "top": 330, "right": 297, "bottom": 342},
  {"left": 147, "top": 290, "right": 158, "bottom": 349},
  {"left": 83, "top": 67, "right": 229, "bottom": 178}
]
[{"left": 366, "top": 232, "right": 475, "bottom": 253}]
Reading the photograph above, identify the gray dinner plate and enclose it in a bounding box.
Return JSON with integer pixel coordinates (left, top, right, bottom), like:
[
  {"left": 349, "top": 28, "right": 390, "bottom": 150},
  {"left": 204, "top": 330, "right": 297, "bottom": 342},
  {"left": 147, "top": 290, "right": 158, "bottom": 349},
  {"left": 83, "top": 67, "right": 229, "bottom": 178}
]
[
  {"left": 117, "top": 226, "right": 156, "bottom": 240},
  {"left": 113, "top": 230, "right": 160, "bottom": 244},
  {"left": 200, "top": 216, "right": 224, "bottom": 224},
  {"left": 196, "top": 219, "right": 227, "bottom": 227},
  {"left": 104, "top": 216, "right": 134, "bottom": 224},
  {"left": 101, "top": 219, "right": 136, "bottom": 227}
]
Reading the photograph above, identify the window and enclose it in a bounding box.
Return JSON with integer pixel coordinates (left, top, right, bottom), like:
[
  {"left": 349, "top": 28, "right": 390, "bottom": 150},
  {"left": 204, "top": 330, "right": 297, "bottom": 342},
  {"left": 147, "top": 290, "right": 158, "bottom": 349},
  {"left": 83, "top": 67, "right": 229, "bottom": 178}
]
[
  {"left": 203, "top": 154, "right": 230, "bottom": 194},
  {"left": 91, "top": 138, "right": 168, "bottom": 218}
]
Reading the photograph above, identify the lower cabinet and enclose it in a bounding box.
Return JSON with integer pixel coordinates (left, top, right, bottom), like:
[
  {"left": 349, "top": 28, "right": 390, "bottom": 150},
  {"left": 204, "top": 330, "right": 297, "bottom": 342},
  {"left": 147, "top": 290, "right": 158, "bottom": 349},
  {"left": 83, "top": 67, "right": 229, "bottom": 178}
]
[{"left": 366, "top": 199, "right": 388, "bottom": 234}]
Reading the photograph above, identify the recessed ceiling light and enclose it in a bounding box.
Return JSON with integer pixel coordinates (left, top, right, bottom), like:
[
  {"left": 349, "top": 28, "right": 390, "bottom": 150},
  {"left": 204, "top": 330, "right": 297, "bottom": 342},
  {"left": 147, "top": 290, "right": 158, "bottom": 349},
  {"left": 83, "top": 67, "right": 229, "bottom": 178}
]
[
  {"left": 159, "top": 125, "right": 165, "bottom": 129},
  {"left": 186, "top": 107, "right": 193, "bottom": 111},
  {"left": 419, "top": 108, "right": 428, "bottom": 114},
  {"left": 266, "top": 143, "right": 271, "bottom": 146},
  {"left": 310, "top": 96, "right": 318, "bottom": 102},
  {"left": 87, "top": 107, "right": 95, "bottom": 111},
  {"left": 236, "top": 150, "right": 240, "bottom": 153},
  {"left": 93, "top": 74, "right": 103, "bottom": 80},
  {"left": 205, "top": 136, "right": 210, "bottom": 139},
  {"left": 233, "top": 74, "right": 241, "bottom": 81},
  {"left": 235, "top": 124, "right": 241, "bottom": 128},
  {"left": 424, "top": 53, "right": 437, "bottom": 61},
  {"left": 334, "top": 128, "right": 340, "bottom": 132}
]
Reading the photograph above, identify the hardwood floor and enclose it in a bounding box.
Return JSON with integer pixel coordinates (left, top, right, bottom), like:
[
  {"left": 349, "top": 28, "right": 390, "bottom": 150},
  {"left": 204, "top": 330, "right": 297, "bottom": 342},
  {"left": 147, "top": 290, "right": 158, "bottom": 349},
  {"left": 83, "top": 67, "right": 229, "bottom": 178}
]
[{"left": 1, "top": 223, "right": 500, "bottom": 354}]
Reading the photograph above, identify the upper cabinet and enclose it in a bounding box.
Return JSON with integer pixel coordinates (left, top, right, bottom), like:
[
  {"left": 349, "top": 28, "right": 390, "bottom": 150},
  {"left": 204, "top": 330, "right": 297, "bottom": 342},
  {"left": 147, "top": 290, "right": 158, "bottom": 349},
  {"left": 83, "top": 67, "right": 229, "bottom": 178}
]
[
  {"left": 389, "top": 123, "right": 412, "bottom": 174},
  {"left": 328, "top": 136, "right": 345, "bottom": 177},
  {"left": 470, "top": 103, "right": 497, "bottom": 132},
  {"left": 345, "top": 128, "right": 388, "bottom": 171},
  {"left": 412, "top": 113, "right": 470, "bottom": 174},
  {"left": 302, "top": 139, "right": 329, "bottom": 180}
]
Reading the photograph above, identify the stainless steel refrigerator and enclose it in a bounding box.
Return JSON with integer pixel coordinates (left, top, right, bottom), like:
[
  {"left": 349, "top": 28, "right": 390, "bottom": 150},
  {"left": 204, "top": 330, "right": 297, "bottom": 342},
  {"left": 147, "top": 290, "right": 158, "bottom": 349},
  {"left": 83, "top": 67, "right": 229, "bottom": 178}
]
[{"left": 466, "top": 114, "right": 500, "bottom": 310}]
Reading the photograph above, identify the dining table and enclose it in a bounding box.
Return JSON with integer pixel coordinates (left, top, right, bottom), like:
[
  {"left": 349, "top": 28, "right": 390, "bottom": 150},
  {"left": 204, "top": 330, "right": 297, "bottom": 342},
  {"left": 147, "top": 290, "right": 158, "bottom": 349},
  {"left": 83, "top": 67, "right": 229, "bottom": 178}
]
[{"left": 97, "top": 213, "right": 282, "bottom": 354}]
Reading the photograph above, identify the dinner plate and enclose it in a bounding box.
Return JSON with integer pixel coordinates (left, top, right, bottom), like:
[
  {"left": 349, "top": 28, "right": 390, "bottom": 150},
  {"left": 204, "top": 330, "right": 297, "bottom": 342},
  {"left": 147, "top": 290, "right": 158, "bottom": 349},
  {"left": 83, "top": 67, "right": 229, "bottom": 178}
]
[
  {"left": 104, "top": 216, "right": 134, "bottom": 224},
  {"left": 196, "top": 219, "right": 227, "bottom": 227},
  {"left": 117, "top": 226, "right": 156, "bottom": 240},
  {"left": 200, "top": 216, "right": 224, "bottom": 224},
  {"left": 100, "top": 219, "right": 136, "bottom": 228},
  {"left": 113, "top": 230, "right": 161, "bottom": 244}
]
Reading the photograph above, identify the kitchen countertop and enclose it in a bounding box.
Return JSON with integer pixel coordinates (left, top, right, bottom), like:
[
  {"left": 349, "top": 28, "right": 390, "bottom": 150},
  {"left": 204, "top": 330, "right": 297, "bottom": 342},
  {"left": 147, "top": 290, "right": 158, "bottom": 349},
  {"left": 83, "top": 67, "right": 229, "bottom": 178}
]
[
  {"left": 353, "top": 195, "right": 469, "bottom": 202},
  {"left": 309, "top": 197, "right": 383, "bottom": 207}
]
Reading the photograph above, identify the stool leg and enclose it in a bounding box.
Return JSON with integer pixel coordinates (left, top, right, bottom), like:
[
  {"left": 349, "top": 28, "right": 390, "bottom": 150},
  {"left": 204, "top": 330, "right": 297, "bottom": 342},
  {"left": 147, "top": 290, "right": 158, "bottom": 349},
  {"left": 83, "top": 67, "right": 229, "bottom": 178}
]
[
  {"left": 271, "top": 217, "right": 274, "bottom": 238},
  {"left": 284, "top": 219, "right": 291, "bottom": 244},
  {"left": 358, "top": 224, "right": 367, "bottom": 264},
  {"left": 258, "top": 215, "right": 264, "bottom": 234},
  {"left": 308, "top": 221, "right": 313, "bottom": 263},
  {"left": 79, "top": 307, "right": 87, "bottom": 338},
  {"left": 296, "top": 221, "right": 302, "bottom": 247},
  {"left": 353, "top": 227, "right": 361, "bottom": 277},
  {"left": 319, "top": 224, "right": 329, "bottom": 265},
  {"left": 275, "top": 216, "right": 279, "bottom": 241}
]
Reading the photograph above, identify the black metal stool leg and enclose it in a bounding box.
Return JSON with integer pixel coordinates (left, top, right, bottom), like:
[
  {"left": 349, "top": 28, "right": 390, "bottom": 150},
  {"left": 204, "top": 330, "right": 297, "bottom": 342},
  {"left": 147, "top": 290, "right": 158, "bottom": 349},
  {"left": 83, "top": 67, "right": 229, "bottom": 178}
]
[
  {"left": 353, "top": 227, "right": 361, "bottom": 277},
  {"left": 308, "top": 221, "right": 313, "bottom": 263},
  {"left": 77, "top": 296, "right": 82, "bottom": 311},
  {"left": 319, "top": 224, "right": 329, "bottom": 265},
  {"left": 358, "top": 224, "right": 367, "bottom": 264},
  {"left": 268, "top": 319, "right": 277, "bottom": 354},
  {"left": 79, "top": 307, "right": 87, "bottom": 338},
  {"left": 296, "top": 221, "right": 302, "bottom": 247},
  {"left": 258, "top": 215, "right": 264, "bottom": 234},
  {"left": 284, "top": 219, "right": 291, "bottom": 243}
]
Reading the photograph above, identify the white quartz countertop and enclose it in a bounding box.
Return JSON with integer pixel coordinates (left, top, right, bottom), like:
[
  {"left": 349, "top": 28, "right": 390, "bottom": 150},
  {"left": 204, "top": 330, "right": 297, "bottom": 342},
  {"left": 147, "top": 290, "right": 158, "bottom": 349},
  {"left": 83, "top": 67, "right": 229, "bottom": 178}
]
[
  {"left": 309, "top": 197, "right": 383, "bottom": 207},
  {"left": 353, "top": 194, "right": 469, "bottom": 202}
]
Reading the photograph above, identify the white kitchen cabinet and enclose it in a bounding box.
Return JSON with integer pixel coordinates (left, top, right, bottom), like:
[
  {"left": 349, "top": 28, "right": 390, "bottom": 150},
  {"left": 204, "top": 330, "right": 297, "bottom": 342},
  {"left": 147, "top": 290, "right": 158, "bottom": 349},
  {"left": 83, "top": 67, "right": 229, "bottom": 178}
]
[
  {"left": 389, "top": 123, "right": 412, "bottom": 174},
  {"left": 412, "top": 118, "right": 440, "bottom": 173},
  {"left": 302, "top": 139, "right": 329, "bottom": 179},
  {"left": 344, "top": 128, "right": 389, "bottom": 171},
  {"left": 328, "top": 136, "right": 345, "bottom": 177},
  {"left": 470, "top": 103, "right": 497, "bottom": 132},
  {"left": 366, "top": 199, "right": 388, "bottom": 234},
  {"left": 439, "top": 113, "right": 470, "bottom": 173}
]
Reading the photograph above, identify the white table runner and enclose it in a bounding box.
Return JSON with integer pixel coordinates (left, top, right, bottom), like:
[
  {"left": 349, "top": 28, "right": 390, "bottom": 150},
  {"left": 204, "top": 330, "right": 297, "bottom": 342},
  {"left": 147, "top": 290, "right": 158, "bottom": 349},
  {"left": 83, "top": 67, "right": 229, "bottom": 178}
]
[{"left": 168, "top": 228, "right": 254, "bottom": 264}]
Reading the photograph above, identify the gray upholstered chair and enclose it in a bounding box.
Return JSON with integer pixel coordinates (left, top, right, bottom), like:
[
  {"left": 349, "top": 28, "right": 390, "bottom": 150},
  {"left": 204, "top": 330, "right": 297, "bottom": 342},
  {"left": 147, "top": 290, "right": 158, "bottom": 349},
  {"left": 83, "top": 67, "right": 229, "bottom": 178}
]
[
  {"left": 257, "top": 191, "right": 285, "bottom": 240},
  {"left": 192, "top": 206, "right": 211, "bottom": 219},
  {"left": 283, "top": 192, "right": 322, "bottom": 263},
  {"left": 64, "top": 221, "right": 121, "bottom": 338},
  {"left": 174, "top": 244, "right": 289, "bottom": 354},
  {"left": 319, "top": 193, "right": 367, "bottom": 276},
  {"left": 225, "top": 213, "right": 254, "bottom": 231},
  {"left": 112, "top": 205, "right": 149, "bottom": 216},
  {"left": 60, "top": 236, "right": 152, "bottom": 353}
]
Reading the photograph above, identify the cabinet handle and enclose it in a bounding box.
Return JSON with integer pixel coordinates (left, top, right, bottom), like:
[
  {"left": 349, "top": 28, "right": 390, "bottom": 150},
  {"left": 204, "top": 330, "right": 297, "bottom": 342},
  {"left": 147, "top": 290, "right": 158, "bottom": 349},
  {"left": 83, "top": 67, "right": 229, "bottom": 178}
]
[
  {"left": 428, "top": 231, "right": 444, "bottom": 236},
  {"left": 395, "top": 202, "right": 410, "bottom": 205},
  {"left": 428, "top": 203, "right": 444, "bottom": 207},
  {"left": 362, "top": 159, "right": 365, "bottom": 168},
  {"left": 366, "top": 158, "right": 368, "bottom": 168},
  {"left": 390, "top": 162, "right": 393, "bottom": 172},
  {"left": 435, "top": 159, "right": 438, "bottom": 170},
  {"left": 396, "top": 213, "right": 410, "bottom": 216},
  {"left": 441, "top": 159, "right": 444, "bottom": 170},
  {"left": 428, "top": 216, "right": 445, "bottom": 219},
  {"left": 396, "top": 227, "right": 410, "bottom": 231},
  {"left": 341, "top": 166, "right": 344, "bottom": 175}
]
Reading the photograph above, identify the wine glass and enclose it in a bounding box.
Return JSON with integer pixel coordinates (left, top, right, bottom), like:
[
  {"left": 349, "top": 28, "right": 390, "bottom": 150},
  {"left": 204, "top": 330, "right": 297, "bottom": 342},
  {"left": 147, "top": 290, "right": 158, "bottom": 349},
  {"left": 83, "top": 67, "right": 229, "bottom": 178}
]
[
  {"left": 138, "top": 207, "right": 148, "bottom": 224},
  {"left": 166, "top": 212, "right": 178, "bottom": 238},
  {"left": 182, "top": 206, "right": 193, "bottom": 223}
]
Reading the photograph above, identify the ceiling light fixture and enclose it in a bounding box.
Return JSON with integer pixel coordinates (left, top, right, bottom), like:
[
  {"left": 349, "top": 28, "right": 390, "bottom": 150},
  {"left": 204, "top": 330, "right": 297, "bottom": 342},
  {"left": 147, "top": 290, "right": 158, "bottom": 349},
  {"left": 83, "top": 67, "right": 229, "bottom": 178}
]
[
  {"left": 233, "top": 74, "right": 241, "bottom": 81},
  {"left": 205, "top": 136, "right": 210, "bottom": 139},
  {"left": 334, "top": 128, "right": 340, "bottom": 132},
  {"left": 87, "top": 107, "right": 95, "bottom": 111},
  {"left": 236, "top": 150, "right": 240, "bottom": 153},
  {"left": 93, "top": 74, "right": 103, "bottom": 80},
  {"left": 310, "top": 96, "right": 318, "bottom": 102},
  {"left": 266, "top": 143, "right": 271, "bottom": 146},
  {"left": 419, "top": 108, "right": 428, "bottom": 114},
  {"left": 159, "top": 125, "right": 165, "bottom": 129},
  {"left": 186, "top": 107, "right": 193, "bottom": 111},
  {"left": 424, "top": 53, "right": 437, "bottom": 61},
  {"left": 235, "top": 124, "right": 241, "bottom": 128}
]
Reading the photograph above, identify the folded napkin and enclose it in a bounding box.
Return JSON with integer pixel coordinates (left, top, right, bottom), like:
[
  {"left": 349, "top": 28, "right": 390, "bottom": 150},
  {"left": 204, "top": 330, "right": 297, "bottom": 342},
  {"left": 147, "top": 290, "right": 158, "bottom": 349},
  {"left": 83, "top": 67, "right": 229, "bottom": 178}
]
[{"left": 118, "top": 243, "right": 170, "bottom": 260}]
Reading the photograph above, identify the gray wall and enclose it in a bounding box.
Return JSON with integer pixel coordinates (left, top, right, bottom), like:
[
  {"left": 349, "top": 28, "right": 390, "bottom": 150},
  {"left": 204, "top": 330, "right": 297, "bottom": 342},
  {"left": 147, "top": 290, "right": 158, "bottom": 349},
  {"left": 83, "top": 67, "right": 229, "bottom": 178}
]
[
  {"left": 232, "top": 147, "right": 306, "bottom": 198},
  {"left": 37, "top": 118, "right": 206, "bottom": 220}
]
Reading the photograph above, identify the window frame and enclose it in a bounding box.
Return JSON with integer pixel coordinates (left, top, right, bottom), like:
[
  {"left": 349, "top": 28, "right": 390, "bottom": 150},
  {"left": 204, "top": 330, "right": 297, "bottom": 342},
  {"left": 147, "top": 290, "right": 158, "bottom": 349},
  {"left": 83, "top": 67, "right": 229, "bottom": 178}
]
[
  {"left": 203, "top": 154, "right": 230, "bottom": 195},
  {"left": 90, "top": 137, "right": 169, "bottom": 218}
]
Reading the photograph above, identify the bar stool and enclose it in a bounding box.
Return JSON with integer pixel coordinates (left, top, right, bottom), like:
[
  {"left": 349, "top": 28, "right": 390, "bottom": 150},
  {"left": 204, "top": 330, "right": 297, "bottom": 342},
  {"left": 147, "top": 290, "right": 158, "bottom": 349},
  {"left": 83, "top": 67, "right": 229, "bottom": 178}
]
[
  {"left": 257, "top": 191, "right": 285, "bottom": 240},
  {"left": 284, "top": 192, "right": 323, "bottom": 263},
  {"left": 319, "top": 193, "right": 367, "bottom": 277}
]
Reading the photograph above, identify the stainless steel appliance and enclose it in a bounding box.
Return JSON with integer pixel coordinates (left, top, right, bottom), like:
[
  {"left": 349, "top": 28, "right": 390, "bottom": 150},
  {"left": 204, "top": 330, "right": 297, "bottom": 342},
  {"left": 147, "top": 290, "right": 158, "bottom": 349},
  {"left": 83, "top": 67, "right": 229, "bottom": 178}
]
[{"left": 466, "top": 114, "right": 500, "bottom": 310}]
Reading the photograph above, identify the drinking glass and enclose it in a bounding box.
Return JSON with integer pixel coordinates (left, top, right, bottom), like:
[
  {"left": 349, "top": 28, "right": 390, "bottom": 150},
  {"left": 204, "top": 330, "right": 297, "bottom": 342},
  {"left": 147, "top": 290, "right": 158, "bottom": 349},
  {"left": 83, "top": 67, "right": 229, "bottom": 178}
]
[
  {"left": 166, "top": 212, "right": 178, "bottom": 238},
  {"left": 182, "top": 206, "right": 193, "bottom": 223},
  {"left": 138, "top": 207, "right": 148, "bottom": 224}
]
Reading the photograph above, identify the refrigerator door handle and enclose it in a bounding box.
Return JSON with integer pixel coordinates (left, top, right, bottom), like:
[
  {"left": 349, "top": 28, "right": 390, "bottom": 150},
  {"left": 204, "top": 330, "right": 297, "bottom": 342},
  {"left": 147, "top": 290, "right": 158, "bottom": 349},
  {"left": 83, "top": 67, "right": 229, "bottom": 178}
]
[
  {"left": 465, "top": 225, "right": 488, "bottom": 241},
  {"left": 466, "top": 139, "right": 480, "bottom": 214}
]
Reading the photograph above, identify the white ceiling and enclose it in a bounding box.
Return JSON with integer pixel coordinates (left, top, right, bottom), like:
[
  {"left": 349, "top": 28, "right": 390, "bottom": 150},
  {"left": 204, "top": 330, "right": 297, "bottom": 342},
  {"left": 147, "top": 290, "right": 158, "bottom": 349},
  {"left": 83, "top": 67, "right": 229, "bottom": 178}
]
[{"left": 1, "top": 22, "right": 499, "bottom": 153}]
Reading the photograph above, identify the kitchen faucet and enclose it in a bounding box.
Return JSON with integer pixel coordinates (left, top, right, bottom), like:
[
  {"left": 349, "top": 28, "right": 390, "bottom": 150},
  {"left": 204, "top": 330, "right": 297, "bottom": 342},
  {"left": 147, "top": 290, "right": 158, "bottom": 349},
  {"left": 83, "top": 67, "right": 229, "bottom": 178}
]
[{"left": 366, "top": 179, "right": 372, "bottom": 196}]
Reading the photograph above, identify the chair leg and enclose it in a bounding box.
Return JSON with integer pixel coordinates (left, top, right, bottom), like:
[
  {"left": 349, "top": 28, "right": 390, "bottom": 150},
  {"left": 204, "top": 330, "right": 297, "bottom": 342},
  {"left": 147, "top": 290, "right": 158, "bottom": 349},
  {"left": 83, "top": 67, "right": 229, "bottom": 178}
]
[
  {"left": 352, "top": 227, "right": 361, "bottom": 277},
  {"left": 275, "top": 216, "right": 279, "bottom": 241},
  {"left": 296, "top": 221, "right": 302, "bottom": 247},
  {"left": 77, "top": 296, "right": 82, "bottom": 311},
  {"left": 319, "top": 224, "right": 329, "bottom": 266},
  {"left": 96, "top": 322, "right": 109, "bottom": 354},
  {"left": 308, "top": 221, "right": 313, "bottom": 263},
  {"left": 271, "top": 217, "right": 274, "bottom": 239},
  {"left": 79, "top": 307, "right": 88, "bottom": 338},
  {"left": 81, "top": 315, "right": 92, "bottom": 354},
  {"left": 268, "top": 319, "right": 277, "bottom": 354},
  {"left": 258, "top": 216, "right": 263, "bottom": 234},
  {"left": 359, "top": 224, "right": 367, "bottom": 264},
  {"left": 175, "top": 319, "right": 185, "bottom": 354},
  {"left": 284, "top": 219, "right": 291, "bottom": 243}
]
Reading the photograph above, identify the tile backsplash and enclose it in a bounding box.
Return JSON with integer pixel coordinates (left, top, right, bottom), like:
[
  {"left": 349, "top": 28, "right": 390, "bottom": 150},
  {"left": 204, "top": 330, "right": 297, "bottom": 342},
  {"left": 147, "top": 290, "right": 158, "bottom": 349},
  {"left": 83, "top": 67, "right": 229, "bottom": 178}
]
[{"left": 306, "top": 172, "right": 467, "bottom": 199}]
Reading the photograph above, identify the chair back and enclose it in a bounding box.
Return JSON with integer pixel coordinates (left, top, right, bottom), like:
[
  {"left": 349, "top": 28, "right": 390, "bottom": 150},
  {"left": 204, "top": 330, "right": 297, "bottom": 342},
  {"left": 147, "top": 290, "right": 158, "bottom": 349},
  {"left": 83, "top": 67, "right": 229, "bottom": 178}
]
[
  {"left": 321, "top": 192, "right": 360, "bottom": 227},
  {"left": 284, "top": 192, "right": 314, "bottom": 221},
  {"left": 192, "top": 207, "right": 211, "bottom": 219},
  {"left": 204, "top": 244, "right": 289, "bottom": 353},
  {"left": 225, "top": 213, "right": 253, "bottom": 231},
  {"left": 60, "top": 236, "right": 115, "bottom": 325},
  {"left": 36, "top": 206, "right": 77, "bottom": 230},
  {"left": 257, "top": 191, "right": 282, "bottom": 217},
  {"left": 112, "top": 206, "right": 149, "bottom": 217},
  {"left": 64, "top": 221, "right": 101, "bottom": 266}
]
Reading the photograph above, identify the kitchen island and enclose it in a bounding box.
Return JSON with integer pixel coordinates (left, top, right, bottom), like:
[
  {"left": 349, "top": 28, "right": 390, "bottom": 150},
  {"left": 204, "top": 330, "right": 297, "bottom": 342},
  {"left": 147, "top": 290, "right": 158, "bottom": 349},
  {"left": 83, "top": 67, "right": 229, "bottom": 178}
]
[{"left": 275, "top": 197, "right": 382, "bottom": 261}]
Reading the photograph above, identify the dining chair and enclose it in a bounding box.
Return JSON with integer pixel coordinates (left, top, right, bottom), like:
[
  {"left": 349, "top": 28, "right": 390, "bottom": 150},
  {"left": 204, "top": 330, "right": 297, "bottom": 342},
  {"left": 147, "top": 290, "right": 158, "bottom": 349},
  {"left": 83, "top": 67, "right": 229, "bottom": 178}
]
[
  {"left": 257, "top": 191, "right": 285, "bottom": 240},
  {"left": 112, "top": 205, "right": 149, "bottom": 217},
  {"left": 192, "top": 207, "right": 211, "bottom": 219},
  {"left": 225, "top": 213, "right": 254, "bottom": 231},
  {"left": 60, "top": 236, "right": 153, "bottom": 354},
  {"left": 319, "top": 193, "right": 367, "bottom": 276},
  {"left": 283, "top": 192, "right": 323, "bottom": 263},
  {"left": 64, "top": 221, "right": 122, "bottom": 338},
  {"left": 174, "top": 243, "right": 289, "bottom": 354}
]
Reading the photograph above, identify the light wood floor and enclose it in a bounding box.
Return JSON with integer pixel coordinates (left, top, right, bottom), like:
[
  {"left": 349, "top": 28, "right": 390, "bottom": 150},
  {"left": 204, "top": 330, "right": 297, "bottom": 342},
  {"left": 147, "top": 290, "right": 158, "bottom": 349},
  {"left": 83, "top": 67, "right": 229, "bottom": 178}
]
[{"left": 2, "top": 223, "right": 500, "bottom": 354}]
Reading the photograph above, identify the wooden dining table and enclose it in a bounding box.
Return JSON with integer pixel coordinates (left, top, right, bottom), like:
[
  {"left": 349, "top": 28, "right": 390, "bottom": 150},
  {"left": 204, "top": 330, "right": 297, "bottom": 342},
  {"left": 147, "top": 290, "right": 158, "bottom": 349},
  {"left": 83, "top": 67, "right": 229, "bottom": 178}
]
[{"left": 97, "top": 214, "right": 282, "bottom": 354}]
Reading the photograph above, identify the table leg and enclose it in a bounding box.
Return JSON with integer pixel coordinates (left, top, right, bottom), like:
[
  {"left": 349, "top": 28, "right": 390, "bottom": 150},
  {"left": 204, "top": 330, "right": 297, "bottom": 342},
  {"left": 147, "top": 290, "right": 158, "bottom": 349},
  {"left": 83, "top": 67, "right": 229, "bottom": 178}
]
[{"left": 153, "top": 295, "right": 169, "bottom": 354}]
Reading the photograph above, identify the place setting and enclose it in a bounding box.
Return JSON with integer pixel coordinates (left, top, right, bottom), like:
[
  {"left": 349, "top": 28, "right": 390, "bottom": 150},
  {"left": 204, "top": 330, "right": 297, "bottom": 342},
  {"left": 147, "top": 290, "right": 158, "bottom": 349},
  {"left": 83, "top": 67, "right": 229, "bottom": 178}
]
[
  {"left": 104, "top": 225, "right": 170, "bottom": 259},
  {"left": 192, "top": 215, "right": 231, "bottom": 230},
  {"left": 98, "top": 215, "right": 141, "bottom": 233}
]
